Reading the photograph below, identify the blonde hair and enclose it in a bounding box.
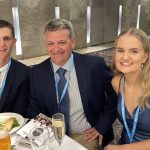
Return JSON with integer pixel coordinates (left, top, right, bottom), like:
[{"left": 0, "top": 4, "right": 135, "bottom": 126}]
[{"left": 112, "top": 28, "right": 150, "bottom": 108}]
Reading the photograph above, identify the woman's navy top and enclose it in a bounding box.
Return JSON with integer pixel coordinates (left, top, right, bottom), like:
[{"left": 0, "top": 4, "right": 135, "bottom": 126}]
[{"left": 117, "top": 77, "right": 150, "bottom": 144}]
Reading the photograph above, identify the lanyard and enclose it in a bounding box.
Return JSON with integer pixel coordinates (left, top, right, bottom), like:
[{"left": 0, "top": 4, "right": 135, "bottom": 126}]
[
  {"left": 121, "top": 78, "right": 140, "bottom": 143},
  {"left": 0, "top": 59, "right": 11, "bottom": 98},
  {"left": 53, "top": 54, "right": 73, "bottom": 105}
]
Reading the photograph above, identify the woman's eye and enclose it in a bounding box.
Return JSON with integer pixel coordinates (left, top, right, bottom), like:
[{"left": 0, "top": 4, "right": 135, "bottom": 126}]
[{"left": 132, "top": 50, "right": 138, "bottom": 53}]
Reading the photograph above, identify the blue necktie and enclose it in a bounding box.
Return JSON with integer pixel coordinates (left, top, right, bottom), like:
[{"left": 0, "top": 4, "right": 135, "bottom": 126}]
[{"left": 57, "top": 68, "right": 70, "bottom": 135}]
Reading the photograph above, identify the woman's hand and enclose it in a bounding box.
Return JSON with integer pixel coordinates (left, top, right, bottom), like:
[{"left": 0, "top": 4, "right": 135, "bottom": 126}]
[{"left": 104, "top": 144, "right": 126, "bottom": 150}]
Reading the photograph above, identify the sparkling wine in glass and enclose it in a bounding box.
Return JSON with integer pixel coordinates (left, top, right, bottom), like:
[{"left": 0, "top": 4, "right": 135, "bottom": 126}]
[{"left": 52, "top": 113, "right": 65, "bottom": 145}]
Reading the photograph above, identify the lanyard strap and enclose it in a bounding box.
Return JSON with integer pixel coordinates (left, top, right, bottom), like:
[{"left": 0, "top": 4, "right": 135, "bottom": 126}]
[
  {"left": 54, "top": 54, "right": 73, "bottom": 104},
  {"left": 0, "top": 59, "right": 11, "bottom": 97},
  {"left": 121, "top": 78, "right": 140, "bottom": 143}
]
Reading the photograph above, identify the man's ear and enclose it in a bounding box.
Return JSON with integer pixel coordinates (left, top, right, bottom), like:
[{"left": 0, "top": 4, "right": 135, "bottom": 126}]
[
  {"left": 71, "top": 37, "right": 76, "bottom": 49},
  {"left": 13, "top": 38, "right": 16, "bottom": 47}
]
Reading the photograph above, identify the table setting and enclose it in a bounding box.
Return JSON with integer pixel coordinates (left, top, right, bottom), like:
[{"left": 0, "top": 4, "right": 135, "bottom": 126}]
[{"left": 0, "top": 112, "right": 88, "bottom": 150}]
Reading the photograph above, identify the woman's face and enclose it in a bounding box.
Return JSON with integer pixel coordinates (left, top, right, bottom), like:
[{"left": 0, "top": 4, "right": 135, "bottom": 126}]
[{"left": 115, "top": 34, "right": 148, "bottom": 75}]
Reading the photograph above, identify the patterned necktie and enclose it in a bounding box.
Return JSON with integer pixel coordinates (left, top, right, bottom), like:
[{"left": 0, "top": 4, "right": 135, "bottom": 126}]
[{"left": 57, "top": 68, "right": 70, "bottom": 135}]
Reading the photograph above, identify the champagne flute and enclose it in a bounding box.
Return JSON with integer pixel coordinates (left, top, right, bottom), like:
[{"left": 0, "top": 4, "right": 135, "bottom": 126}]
[{"left": 52, "top": 113, "right": 65, "bottom": 146}]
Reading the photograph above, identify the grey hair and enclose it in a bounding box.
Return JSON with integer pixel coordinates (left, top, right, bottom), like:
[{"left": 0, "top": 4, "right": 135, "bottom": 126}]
[{"left": 44, "top": 19, "right": 75, "bottom": 39}]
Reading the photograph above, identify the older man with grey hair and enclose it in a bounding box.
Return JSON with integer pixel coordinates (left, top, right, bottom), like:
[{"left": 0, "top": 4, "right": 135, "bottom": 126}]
[{"left": 28, "top": 19, "right": 117, "bottom": 150}]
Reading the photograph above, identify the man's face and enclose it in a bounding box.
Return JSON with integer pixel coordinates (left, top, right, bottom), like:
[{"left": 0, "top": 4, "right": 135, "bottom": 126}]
[
  {"left": 45, "top": 29, "right": 75, "bottom": 66},
  {"left": 0, "top": 27, "right": 16, "bottom": 66}
]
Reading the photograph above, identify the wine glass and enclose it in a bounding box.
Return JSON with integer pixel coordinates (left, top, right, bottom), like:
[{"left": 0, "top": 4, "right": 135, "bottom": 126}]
[
  {"left": 52, "top": 113, "right": 65, "bottom": 146},
  {"left": 29, "top": 125, "right": 52, "bottom": 150},
  {"left": 0, "top": 129, "right": 11, "bottom": 150}
]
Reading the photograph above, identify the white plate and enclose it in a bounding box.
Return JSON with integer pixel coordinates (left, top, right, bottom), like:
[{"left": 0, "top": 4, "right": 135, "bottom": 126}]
[{"left": 0, "top": 112, "right": 24, "bottom": 134}]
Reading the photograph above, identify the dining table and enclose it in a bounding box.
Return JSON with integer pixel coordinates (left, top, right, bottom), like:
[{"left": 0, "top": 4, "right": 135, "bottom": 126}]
[
  {"left": 11, "top": 134, "right": 88, "bottom": 150},
  {"left": 10, "top": 118, "right": 88, "bottom": 150}
]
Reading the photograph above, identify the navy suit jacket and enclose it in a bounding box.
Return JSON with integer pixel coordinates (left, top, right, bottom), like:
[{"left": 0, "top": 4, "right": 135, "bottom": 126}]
[
  {"left": 28, "top": 52, "right": 117, "bottom": 145},
  {"left": 0, "top": 59, "right": 30, "bottom": 117}
]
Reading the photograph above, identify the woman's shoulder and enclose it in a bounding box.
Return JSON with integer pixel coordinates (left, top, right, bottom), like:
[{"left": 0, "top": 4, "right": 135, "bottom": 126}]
[{"left": 111, "top": 75, "right": 122, "bottom": 94}]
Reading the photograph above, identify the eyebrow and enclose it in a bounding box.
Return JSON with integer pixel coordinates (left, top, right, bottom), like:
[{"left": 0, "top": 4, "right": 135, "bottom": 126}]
[
  {"left": 115, "top": 47, "right": 123, "bottom": 50},
  {"left": 1, "top": 35, "right": 13, "bottom": 38},
  {"left": 115, "top": 47, "right": 139, "bottom": 50},
  {"left": 47, "top": 39, "right": 67, "bottom": 42},
  {"left": 130, "top": 48, "right": 139, "bottom": 51}
]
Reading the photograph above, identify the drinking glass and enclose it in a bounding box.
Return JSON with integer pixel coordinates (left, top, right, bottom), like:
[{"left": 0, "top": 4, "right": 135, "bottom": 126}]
[
  {"left": 0, "top": 129, "right": 11, "bottom": 150},
  {"left": 29, "top": 126, "right": 52, "bottom": 150},
  {"left": 52, "top": 113, "right": 65, "bottom": 146}
]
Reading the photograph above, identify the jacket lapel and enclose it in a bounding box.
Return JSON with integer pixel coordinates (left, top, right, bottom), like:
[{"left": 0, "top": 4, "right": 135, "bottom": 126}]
[
  {"left": 73, "top": 53, "right": 88, "bottom": 113},
  {"left": 43, "top": 59, "right": 58, "bottom": 112},
  {"left": 0, "top": 59, "right": 14, "bottom": 111}
]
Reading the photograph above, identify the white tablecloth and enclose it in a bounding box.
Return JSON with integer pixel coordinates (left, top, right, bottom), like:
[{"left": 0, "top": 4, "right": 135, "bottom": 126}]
[
  {"left": 11, "top": 133, "right": 88, "bottom": 150},
  {"left": 11, "top": 118, "right": 88, "bottom": 150}
]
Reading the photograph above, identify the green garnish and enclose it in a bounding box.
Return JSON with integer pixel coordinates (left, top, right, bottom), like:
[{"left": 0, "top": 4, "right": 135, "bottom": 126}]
[
  {"left": 11, "top": 118, "right": 20, "bottom": 128},
  {"left": 0, "top": 117, "right": 20, "bottom": 130}
]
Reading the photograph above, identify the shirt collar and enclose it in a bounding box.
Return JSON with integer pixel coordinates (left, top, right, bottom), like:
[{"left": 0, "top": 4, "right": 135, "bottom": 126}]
[
  {"left": 0, "top": 62, "right": 9, "bottom": 73},
  {"left": 52, "top": 55, "right": 72, "bottom": 73}
]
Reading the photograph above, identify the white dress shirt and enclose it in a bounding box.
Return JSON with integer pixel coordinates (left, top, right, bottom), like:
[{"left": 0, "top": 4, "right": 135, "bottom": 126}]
[
  {"left": 0, "top": 63, "right": 9, "bottom": 87},
  {"left": 52, "top": 55, "right": 91, "bottom": 134}
]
